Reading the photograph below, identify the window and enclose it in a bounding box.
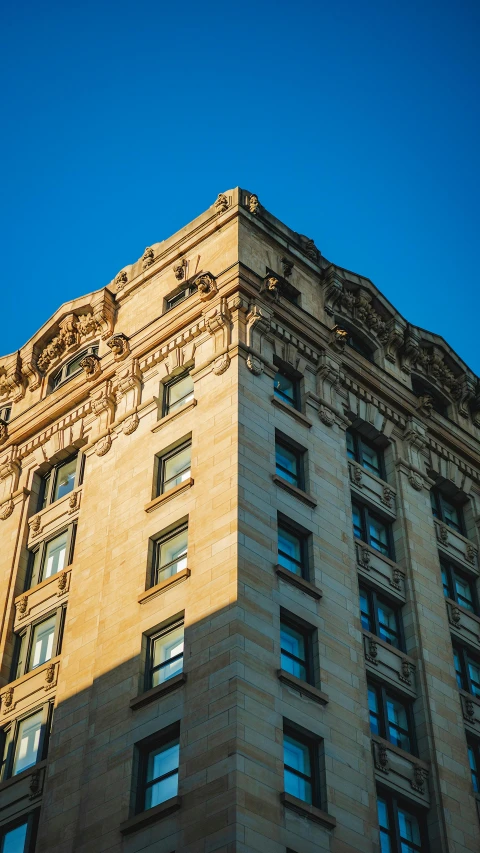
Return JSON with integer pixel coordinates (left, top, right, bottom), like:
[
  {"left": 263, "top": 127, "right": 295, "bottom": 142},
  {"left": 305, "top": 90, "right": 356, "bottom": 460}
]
[
  {"left": 52, "top": 345, "right": 99, "bottom": 390},
  {"left": 368, "top": 682, "right": 414, "bottom": 753},
  {"left": 352, "top": 503, "right": 393, "bottom": 559},
  {"left": 27, "top": 525, "right": 75, "bottom": 589},
  {"left": 157, "top": 441, "right": 191, "bottom": 495},
  {"left": 412, "top": 377, "right": 448, "bottom": 417},
  {"left": 377, "top": 792, "right": 426, "bottom": 853},
  {"left": 38, "top": 454, "right": 82, "bottom": 511},
  {"left": 453, "top": 646, "right": 480, "bottom": 698},
  {"left": 0, "top": 814, "right": 38, "bottom": 853},
  {"left": 346, "top": 332, "right": 373, "bottom": 361},
  {"left": 1, "top": 705, "right": 51, "bottom": 781},
  {"left": 152, "top": 525, "right": 188, "bottom": 586},
  {"left": 137, "top": 727, "right": 180, "bottom": 813},
  {"left": 441, "top": 561, "right": 477, "bottom": 612},
  {"left": 273, "top": 370, "right": 299, "bottom": 410},
  {"left": 346, "top": 429, "right": 384, "bottom": 478},
  {"left": 277, "top": 520, "right": 308, "bottom": 578},
  {"left": 283, "top": 724, "right": 317, "bottom": 806},
  {"left": 275, "top": 434, "right": 304, "bottom": 490},
  {"left": 147, "top": 621, "right": 184, "bottom": 689},
  {"left": 280, "top": 613, "right": 313, "bottom": 684},
  {"left": 12, "top": 609, "right": 65, "bottom": 681},
  {"left": 468, "top": 739, "right": 480, "bottom": 793},
  {"left": 430, "top": 488, "right": 464, "bottom": 535},
  {"left": 165, "top": 283, "right": 197, "bottom": 311},
  {"left": 359, "top": 586, "right": 403, "bottom": 650},
  {"left": 0, "top": 406, "right": 11, "bottom": 423},
  {"left": 163, "top": 372, "right": 194, "bottom": 416}
]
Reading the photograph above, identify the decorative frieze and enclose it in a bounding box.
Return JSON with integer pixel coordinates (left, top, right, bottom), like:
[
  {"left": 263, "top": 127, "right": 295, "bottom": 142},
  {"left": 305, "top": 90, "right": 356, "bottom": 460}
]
[
  {"left": 107, "top": 333, "right": 130, "bottom": 362},
  {"left": 435, "top": 519, "right": 478, "bottom": 574},
  {"left": 214, "top": 192, "right": 229, "bottom": 214},
  {"left": 363, "top": 632, "right": 417, "bottom": 698},
  {"left": 372, "top": 737, "right": 430, "bottom": 806},
  {"left": 445, "top": 598, "right": 480, "bottom": 653},
  {"left": 349, "top": 460, "right": 396, "bottom": 518}
]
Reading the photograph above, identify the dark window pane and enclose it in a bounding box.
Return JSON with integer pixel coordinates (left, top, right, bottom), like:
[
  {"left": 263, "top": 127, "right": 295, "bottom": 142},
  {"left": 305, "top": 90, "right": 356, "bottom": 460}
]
[
  {"left": 274, "top": 372, "right": 296, "bottom": 407},
  {"left": 278, "top": 527, "right": 303, "bottom": 575},
  {"left": 468, "top": 744, "right": 479, "bottom": 793},
  {"left": 346, "top": 431, "right": 356, "bottom": 460},
  {"left": 397, "top": 806, "right": 421, "bottom": 851},
  {"left": 283, "top": 734, "right": 312, "bottom": 804},
  {"left": 144, "top": 740, "right": 179, "bottom": 810},
  {"left": 1, "top": 821, "right": 28, "bottom": 853},
  {"left": 276, "top": 443, "right": 299, "bottom": 487},
  {"left": 467, "top": 657, "right": 480, "bottom": 697},
  {"left": 280, "top": 623, "right": 307, "bottom": 681},
  {"left": 430, "top": 491, "right": 439, "bottom": 518},
  {"left": 352, "top": 505, "right": 363, "bottom": 540},
  {"left": 454, "top": 572, "right": 474, "bottom": 611},
  {"left": 377, "top": 600, "right": 400, "bottom": 648},
  {"left": 359, "top": 588, "right": 372, "bottom": 632},
  {"left": 443, "top": 499, "right": 461, "bottom": 532},
  {"left": 368, "top": 686, "right": 380, "bottom": 735},
  {"left": 386, "top": 696, "right": 411, "bottom": 752},
  {"left": 361, "top": 442, "right": 380, "bottom": 476},
  {"left": 441, "top": 565, "right": 450, "bottom": 599},
  {"left": 453, "top": 649, "right": 465, "bottom": 690},
  {"left": 369, "top": 516, "right": 389, "bottom": 557}
]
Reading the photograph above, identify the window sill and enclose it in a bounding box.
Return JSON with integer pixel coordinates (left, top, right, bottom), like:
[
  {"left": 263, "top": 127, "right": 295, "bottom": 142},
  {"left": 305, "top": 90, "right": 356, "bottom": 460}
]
[
  {"left": 0, "top": 759, "right": 47, "bottom": 795},
  {"left": 271, "top": 396, "right": 312, "bottom": 428},
  {"left": 144, "top": 478, "right": 194, "bottom": 513},
  {"left": 138, "top": 568, "right": 190, "bottom": 604},
  {"left": 272, "top": 475, "right": 317, "bottom": 508},
  {"left": 277, "top": 670, "right": 329, "bottom": 705},
  {"left": 130, "top": 673, "right": 187, "bottom": 710},
  {"left": 151, "top": 399, "right": 197, "bottom": 433},
  {"left": 281, "top": 793, "right": 336, "bottom": 829},
  {"left": 120, "top": 796, "right": 182, "bottom": 835},
  {"left": 275, "top": 564, "right": 322, "bottom": 600}
]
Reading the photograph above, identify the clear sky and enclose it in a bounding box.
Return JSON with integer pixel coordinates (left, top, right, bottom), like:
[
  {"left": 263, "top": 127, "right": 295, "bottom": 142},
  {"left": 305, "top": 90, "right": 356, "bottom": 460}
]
[{"left": 1, "top": 0, "right": 478, "bottom": 372}]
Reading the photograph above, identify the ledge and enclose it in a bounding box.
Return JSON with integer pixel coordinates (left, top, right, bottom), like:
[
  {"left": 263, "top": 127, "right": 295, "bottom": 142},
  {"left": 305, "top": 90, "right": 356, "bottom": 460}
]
[
  {"left": 151, "top": 399, "right": 197, "bottom": 433},
  {"left": 271, "top": 396, "right": 312, "bottom": 428},
  {"left": 130, "top": 673, "right": 187, "bottom": 710},
  {"left": 277, "top": 670, "right": 329, "bottom": 705},
  {"left": 144, "top": 478, "right": 194, "bottom": 513},
  {"left": 120, "top": 796, "right": 182, "bottom": 835},
  {"left": 272, "top": 475, "right": 317, "bottom": 508},
  {"left": 138, "top": 569, "right": 190, "bottom": 604},
  {"left": 0, "top": 759, "right": 47, "bottom": 795},
  {"left": 281, "top": 793, "right": 336, "bottom": 829},
  {"left": 275, "top": 564, "right": 322, "bottom": 600}
]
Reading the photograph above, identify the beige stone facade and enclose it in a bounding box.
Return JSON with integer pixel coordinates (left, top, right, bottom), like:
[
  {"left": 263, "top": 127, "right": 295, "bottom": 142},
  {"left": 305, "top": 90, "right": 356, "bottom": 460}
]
[{"left": 0, "top": 187, "right": 480, "bottom": 852}]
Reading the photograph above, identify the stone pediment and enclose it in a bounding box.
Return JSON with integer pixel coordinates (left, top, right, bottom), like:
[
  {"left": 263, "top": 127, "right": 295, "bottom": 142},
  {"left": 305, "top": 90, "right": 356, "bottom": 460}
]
[{"left": 0, "top": 288, "right": 115, "bottom": 403}]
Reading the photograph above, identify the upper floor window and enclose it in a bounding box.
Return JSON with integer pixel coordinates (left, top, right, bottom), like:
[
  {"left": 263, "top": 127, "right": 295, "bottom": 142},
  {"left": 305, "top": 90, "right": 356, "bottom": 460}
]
[
  {"left": 136, "top": 725, "right": 180, "bottom": 813},
  {"left": 453, "top": 645, "right": 480, "bottom": 698},
  {"left": 146, "top": 620, "right": 184, "bottom": 689},
  {"left": 165, "top": 283, "right": 197, "bottom": 311},
  {"left": 274, "top": 370, "right": 300, "bottom": 410},
  {"left": 275, "top": 434, "right": 305, "bottom": 490},
  {"left": 1, "top": 704, "right": 52, "bottom": 781},
  {"left": 468, "top": 739, "right": 480, "bottom": 793},
  {"left": 359, "top": 585, "right": 403, "bottom": 650},
  {"left": 163, "top": 371, "right": 194, "bottom": 417},
  {"left": 280, "top": 612, "right": 314, "bottom": 684},
  {"left": 0, "top": 813, "right": 38, "bottom": 853},
  {"left": 346, "top": 429, "right": 384, "bottom": 478},
  {"left": 352, "top": 502, "right": 393, "bottom": 559},
  {"left": 441, "top": 561, "right": 477, "bottom": 613},
  {"left": 377, "top": 792, "right": 425, "bottom": 853},
  {"left": 346, "top": 332, "right": 374, "bottom": 361},
  {"left": 157, "top": 441, "right": 191, "bottom": 496},
  {"left": 27, "top": 523, "right": 76, "bottom": 590},
  {"left": 152, "top": 524, "right": 188, "bottom": 587},
  {"left": 52, "top": 345, "right": 99, "bottom": 390},
  {"left": 0, "top": 405, "right": 11, "bottom": 422},
  {"left": 283, "top": 724, "right": 318, "bottom": 806},
  {"left": 412, "top": 377, "right": 448, "bottom": 417},
  {"left": 277, "top": 519, "right": 309, "bottom": 579},
  {"left": 430, "top": 488, "right": 464, "bottom": 535},
  {"left": 368, "top": 682, "right": 414, "bottom": 753},
  {"left": 12, "top": 608, "right": 65, "bottom": 682},
  {"left": 38, "top": 453, "right": 82, "bottom": 511}
]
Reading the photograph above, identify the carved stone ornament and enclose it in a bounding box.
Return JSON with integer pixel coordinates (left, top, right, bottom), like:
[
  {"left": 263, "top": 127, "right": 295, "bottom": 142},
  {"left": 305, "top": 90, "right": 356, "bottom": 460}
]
[
  {"left": 68, "top": 492, "right": 78, "bottom": 514},
  {"left": 44, "top": 663, "right": 56, "bottom": 690},
  {"left": 298, "top": 234, "right": 320, "bottom": 263},
  {"left": 246, "top": 355, "right": 263, "bottom": 376},
  {"left": 213, "top": 354, "right": 230, "bottom": 376},
  {"left": 366, "top": 637, "right": 378, "bottom": 665},
  {"left": 359, "top": 546, "right": 371, "bottom": 569},
  {"left": 0, "top": 499, "right": 14, "bottom": 521},
  {"left": 463, "top": 699, "right": 475, "bottom": 722},
  {"left": 214, "top": 193, "right": 229, "bottom": 214},
  {"left": 416, "top": 395, "right": 433, "bottom": 417},
  {"left": 195, "top": 273, "right": 218, "bottom": 302},
  {"left": 248, "top": 193, "right": 260, "bottom": 215},
  {"left": 381, "top": 486, "right": 394, "bottom": 508},
  {"left": 142, "top": 247, "right": 155, "bottom": 270},
  {"left": 30, "top": 515, "right": 42, "bottom": 534},
  {"left": 80, "top": 353, "right": 101, "bottom": 381},
  {"left": 2, "top": 687, "right": 14, "bottom": 714},
  {"left": 319, "top": 406, "right": 335, "bottom": 427},
  {"left": 351, "top": 465, "right": 363, "bottom": 487},
  {"left": 390, "top": 568, "right": 402, "bottom": 591},
  {"left": 408, "top": 472, "right": 424, "bottom": 492},
  {"left": 375, "top": 743, "right": 389, "bottom": 774},
  {"left": 107, "top": 333, "right": 130, "bottom": 362},
  {"left": 16, "top": 595, "right": 28, "bottom": 618},
  {"left": 96, "top": 434, "right": 112, "bottom": 457},
  {"left": 399, "top": 659, "right": 412, "bottom": 685},
  {"left": 0, "top": 419, "right": 8, "bottom": 445},
  {"left": 330, "top": 326, "right": 348, "bottom": 353},
  {"left": 123, "top": 413, "right": 139, "bottom": 435},
  {"left": 466, "top": 543, "right": 476, "bottom": 564},
  {"left": 281, "top": 257, "right": 294, "bottom": 278},
  {"left": 437, "top": 524, "right": 449, "bottom": 545},
  {"left": 411, "top": 765, "right": 427, "bottom": 794},
  {"left": 57, "top": 571, "right": 68, "bottom": 595},
  {"left": 0, "top": 352, "right": 24, "bottom": 403},
  {"left": 449, "top": 605, "right": 461, "bottom": 627},
  {"left": 29, "top": 770, "right": 43, "bottom": 800},
  {"left": 173, "top": 258, "right": 187, "bottom": 281},
  {"left": 114, "top": 270, "right": 128, "bottom": 290}
]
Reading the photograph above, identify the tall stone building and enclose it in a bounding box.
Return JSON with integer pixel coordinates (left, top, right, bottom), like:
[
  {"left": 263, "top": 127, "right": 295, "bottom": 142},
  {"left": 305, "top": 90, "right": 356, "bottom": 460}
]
[{"left": 0, "top": 188, "right": 480, "bottom": 853}]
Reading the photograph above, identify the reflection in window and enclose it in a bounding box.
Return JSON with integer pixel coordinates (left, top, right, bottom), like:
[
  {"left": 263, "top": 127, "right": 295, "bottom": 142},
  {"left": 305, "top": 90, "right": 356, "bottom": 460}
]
[
  {"left": 143, "top": 737, "right": 179, "bottom": 810},
  {"left": 157, "top": 442, "right": 191, "bottom": 495},
  {"left": 163, "top": 372, "right": 194, "bottom": 416},
  {"left": 274, "top": 371, "right": 299, "bottom": 410},
  {"left": 278, "top": 523, "right": 307, "bottom": 577},
  {"left": 12, "top": 711, "right": 43, "bottom": 776},
  {"left": 29, "top": 616, "right": 56, "bottom": 671},
  {"left": 154, "top": 527, "right": 188, "bottom": 585},
  {"left": 149, "top": 623, "right": 184, "bottom": 688}
]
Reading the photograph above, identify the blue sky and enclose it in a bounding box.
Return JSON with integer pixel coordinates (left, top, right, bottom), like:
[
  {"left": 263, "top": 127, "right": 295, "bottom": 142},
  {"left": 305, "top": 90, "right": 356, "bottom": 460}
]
[{"left": 1, "top": 0, "right": 478, "bottom": 371}]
